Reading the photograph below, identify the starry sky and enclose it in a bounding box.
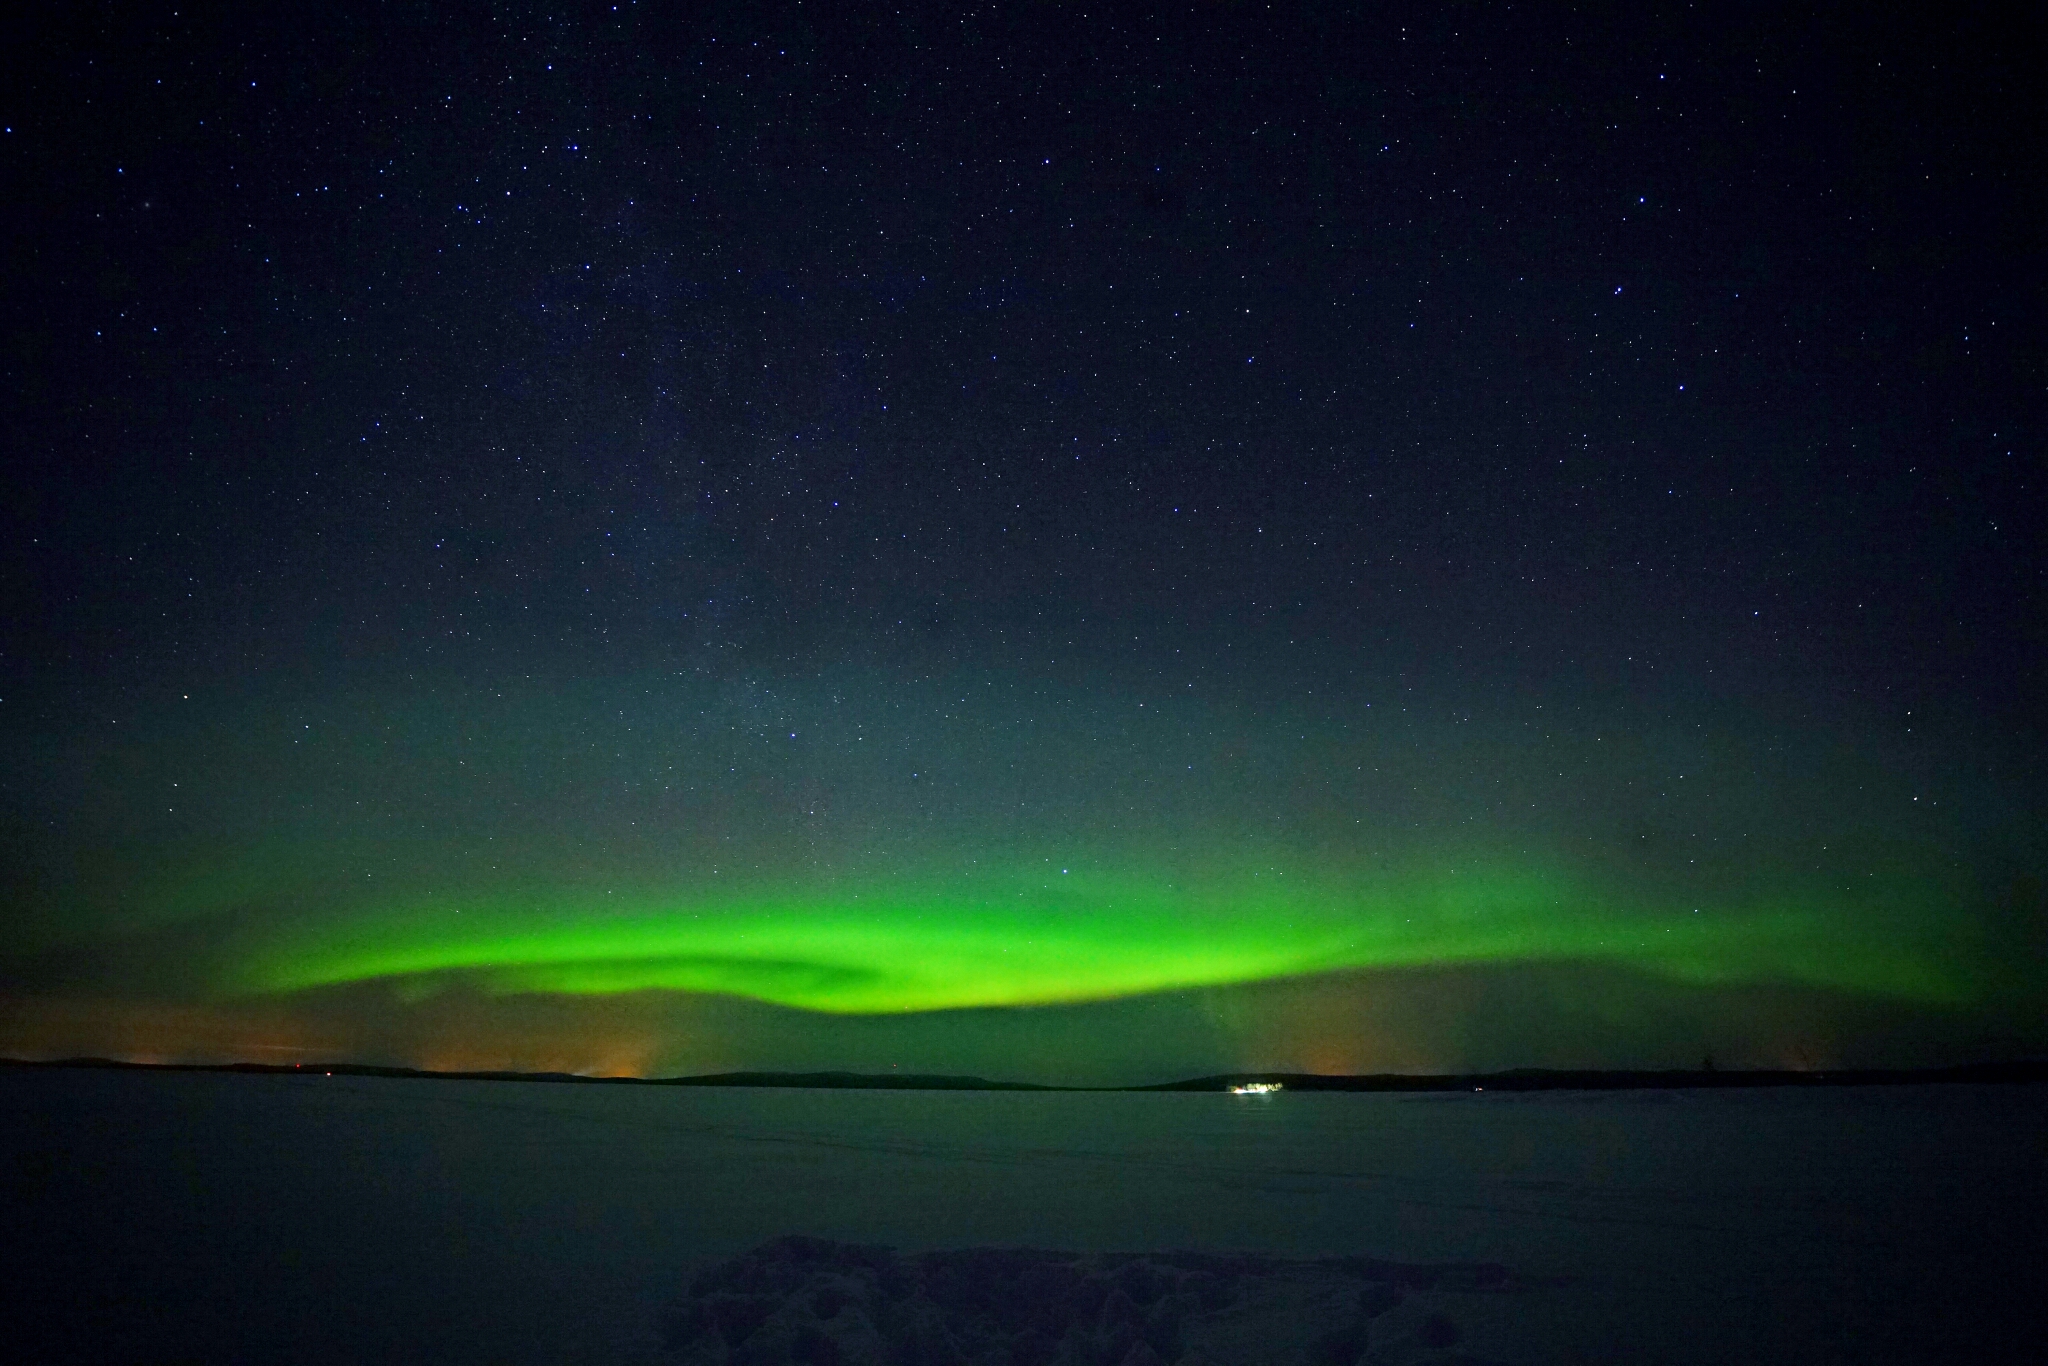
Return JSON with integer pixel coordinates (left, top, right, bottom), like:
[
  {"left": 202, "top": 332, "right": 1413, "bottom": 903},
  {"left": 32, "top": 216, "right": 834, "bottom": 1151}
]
[{"left": 2, "top": 1, "right": 2043, "bottom": 1083}]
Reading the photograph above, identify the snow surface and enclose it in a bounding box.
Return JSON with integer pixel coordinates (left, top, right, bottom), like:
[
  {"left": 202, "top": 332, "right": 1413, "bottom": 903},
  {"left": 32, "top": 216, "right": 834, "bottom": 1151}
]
[{"left": 4, "top": 1070, "right": 2042, "bottom": 1363}]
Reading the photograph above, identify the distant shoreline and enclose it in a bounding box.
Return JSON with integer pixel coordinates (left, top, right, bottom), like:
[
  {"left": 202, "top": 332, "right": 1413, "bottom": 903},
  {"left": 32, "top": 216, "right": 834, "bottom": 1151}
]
[{"left": 5, "top": 1056, "right": 2044, "bottom": 1091}]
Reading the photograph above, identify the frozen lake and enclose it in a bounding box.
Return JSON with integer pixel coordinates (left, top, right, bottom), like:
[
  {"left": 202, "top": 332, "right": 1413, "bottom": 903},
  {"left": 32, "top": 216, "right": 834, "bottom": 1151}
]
[{"left": 5, "top": 1069, "right": 2042, "bottom": 1364}]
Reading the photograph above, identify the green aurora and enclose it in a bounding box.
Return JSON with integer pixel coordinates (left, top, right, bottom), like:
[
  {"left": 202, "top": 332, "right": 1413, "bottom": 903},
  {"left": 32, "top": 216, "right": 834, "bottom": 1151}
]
[
  {"left": 223, "top": 859, "right": 1974, "bottom": 1014},
  {"left": 3, "top": 666, "right": 2037, "bottom": 1072}
]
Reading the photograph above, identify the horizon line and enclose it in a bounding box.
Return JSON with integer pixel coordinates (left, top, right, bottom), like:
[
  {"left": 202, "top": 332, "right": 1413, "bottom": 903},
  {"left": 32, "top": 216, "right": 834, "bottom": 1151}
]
[{"left": 5, "top": 1056, "right": 2045, "bottom": 1093}]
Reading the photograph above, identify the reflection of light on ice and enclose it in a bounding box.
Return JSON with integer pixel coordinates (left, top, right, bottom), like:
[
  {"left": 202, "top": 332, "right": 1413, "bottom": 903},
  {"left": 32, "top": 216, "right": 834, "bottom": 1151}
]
[{"left": 1229, "top": 1081, "right": 1282, "bottom": 1095}]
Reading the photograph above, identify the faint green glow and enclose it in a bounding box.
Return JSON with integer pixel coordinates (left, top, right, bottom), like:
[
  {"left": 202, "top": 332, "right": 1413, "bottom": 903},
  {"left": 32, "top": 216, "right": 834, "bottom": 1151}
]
[{"left": 223, "top": 861, "right": 1973, "bottom": 1013}]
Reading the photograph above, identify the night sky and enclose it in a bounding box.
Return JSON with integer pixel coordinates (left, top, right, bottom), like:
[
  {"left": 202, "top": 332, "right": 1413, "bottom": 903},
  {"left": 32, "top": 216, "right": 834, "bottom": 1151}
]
[{"left": 3, "top": 2, "right": 2042, "bottom": 1083}]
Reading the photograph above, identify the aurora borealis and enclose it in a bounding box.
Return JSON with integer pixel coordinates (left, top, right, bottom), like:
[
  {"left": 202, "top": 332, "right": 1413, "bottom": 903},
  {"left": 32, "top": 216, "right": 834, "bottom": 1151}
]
[
  {"left": 228, "top": 869, "right": 1966, "bottom": 1014},
  {"left": 3, "top": 3, "right": 2043, "bottom": 1081},
  {"left": 4, "top": 663, "right": 2036, "bottom": 1078}
]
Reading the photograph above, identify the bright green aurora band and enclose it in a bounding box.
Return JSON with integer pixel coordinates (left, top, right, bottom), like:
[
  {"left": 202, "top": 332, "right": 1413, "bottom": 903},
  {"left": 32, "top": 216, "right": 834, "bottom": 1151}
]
[
  {"left": 9, "top": 665, "right": 2024, "bottom": 1060},
  {"left": 227, "top": 861, "right": 1969, "bottom": 1014}
]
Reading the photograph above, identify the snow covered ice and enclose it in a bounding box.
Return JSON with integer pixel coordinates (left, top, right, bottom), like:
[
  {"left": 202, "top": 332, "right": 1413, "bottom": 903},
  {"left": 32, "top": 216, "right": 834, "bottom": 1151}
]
[{"left": 5, "top": 1070, "right": 2042, "bottom": 1364}]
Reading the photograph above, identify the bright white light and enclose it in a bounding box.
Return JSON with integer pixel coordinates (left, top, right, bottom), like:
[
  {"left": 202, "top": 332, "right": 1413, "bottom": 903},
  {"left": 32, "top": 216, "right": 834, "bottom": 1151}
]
[{"left": 1229, "top": 1081, "right": 1282, "bottom": 1095}]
